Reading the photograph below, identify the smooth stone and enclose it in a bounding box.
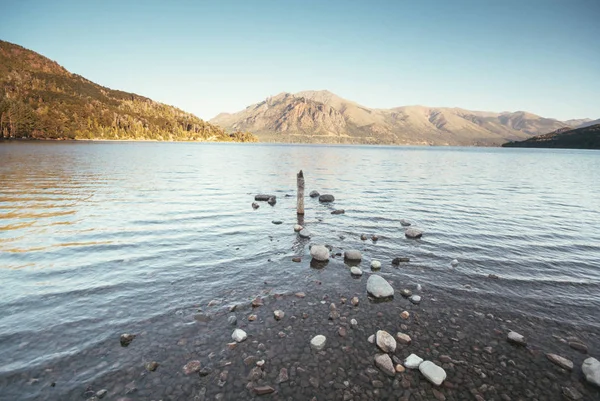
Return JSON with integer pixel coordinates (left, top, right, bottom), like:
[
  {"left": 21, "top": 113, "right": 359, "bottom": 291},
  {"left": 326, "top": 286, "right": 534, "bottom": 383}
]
[
  {"left": 267, "top": 197, "right": 276, "bottom": 206},
  {"left": 396, "top": 332, "right": 412, "bottom": 345},
  {"left": 400, "top": 219, "right": 411, "bottom": 226},
  {"left": 292, "top": 257, "right": 301, "bottom": 262},
  {"left": 331, "top": 209, "right": 345, "bottom": 215},
  {"left": 232, "top": 329, "right": 247, "bottom": 343},
  {"left": 507, "top": 331, "right": 527, "bottom": 346},
  {"left": 374, "top": 353, "right": 396, "bottom": 376},
  {"left": 119, "top": 333, "right": 136, "bottom": 347},
  {"left": 310, "top": 245, "right": 329, "bottom": 261},
  {"left": 582, "top": 357, "right": 600, "bottom": 387},
  {"left": 310, "top": 335, "right": 327, "bottom": 351},
  {"left": 400, "top": 289, "right": 412, "bottom": 298},
  {"left": 253, "top": 386, "right": 275, "bottom": 395},
  {"left": 546, "top": 353, "right": 573, "bottom": 371},
  {"left": 294, "top": 224, "right": 303, "bottom": 232},
  {"left": 419, "top": 361, "right": 447, "bottom": 386},
  {"left": 395, "top": 364, "right": 406, "bottom": 373},
  {"left": 145, "top": 361, "right": 159, "bottom": 372},
  {"left": 569, "top": 341, "right": 588, "bottom": 353},
  {"left": 351, "top": 296, "right": 359, "bottom": 306},
  {"left": 366, "top": 275, "right": 394, "bottom": 299},
  {"left": 400, "top": 311, "right": 410, "bottom": 319},
  {"left": 376, "top": 330, "right": 397, "bottom": 353},
  {"left": 405, "top": 228, "right": 423, "bottom": 239},
  {"left": 344, "top": 249, "right": 362, "bottom": 261},
  {"left": 96, "top": 389, "right": 108, "bottom": 399},
  {"left": 273, "top": 310, "right": 285, "bottom": 320},
  {"left": 255, "top": 194, "right": 275, "bottom": 201},
  {"left": 404, "top": 354, "right": 424, "bottom": 369},
  {"left": 227, "top": 315, "right": 237, "bottom": 326},
  {"left": 272, "top": 220, "right": 283, "bottom": 225},
  {"left": 450, "top": 259, "right": 459, "bottom": 267},
  {"left": 299, "top": 229, "right": 311, "bottom": 239},
  {"left": 371, "top": 260, "right": 381, "bottom": 270},
  {"left": 309, "top": 190, "right": 320, "bottom": 198},
  {"left": 351, "top": 318, "right": 358, "bottom": 327},
  {"left": 338, "top": 327, "right": 347, "bottom": 337},
  {"left": 392, "top": 257, "right": 410, "bottom": 265},
  {"left": 409, "top": 295, "right": 421, "bottom": 304},
  {"left": 252, "top": 202, "right": 259, "bottom": 209},
  {"left": 350, "top": 266, "right": 363, "bottom": 276},
  {"left": 368, "top": 334, "right": 375, "bottom": 344},
  {"left": 360, "top": 234, "right": 368, "bottom": 241},
  {"left": 318, "top": 194, "right": 335, "bottom": 202}
]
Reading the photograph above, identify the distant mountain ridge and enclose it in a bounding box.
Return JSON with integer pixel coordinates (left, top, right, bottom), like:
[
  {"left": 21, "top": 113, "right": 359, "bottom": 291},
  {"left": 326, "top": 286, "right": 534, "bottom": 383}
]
[
  {"left": 211, "top": 90, "right": 593, "bottom": 146},
  {"left": 0, "top": 40, "right": 256, "bottom": 142},
  {"left": 502, "top": 124, "right": 600, "bottom": 149}
]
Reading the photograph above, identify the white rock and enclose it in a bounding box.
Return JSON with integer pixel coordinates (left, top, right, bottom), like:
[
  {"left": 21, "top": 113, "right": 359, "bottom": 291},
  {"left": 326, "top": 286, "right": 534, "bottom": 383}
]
[
  {"left": 409, "top": 295, "right": 421, "bottom": 304},
  {"left": 366, "top": 275, "right": 394, "bottom": 299},
  {"left": 404, "top": 354, "right": 423, "bottom": 369},
  {"left": 294, "top": 224, "right": 303, "bottom": 232},
  {"left": 232, "top": 329, "right": 247, "bottom": 343},
  {"left": 376, "top": 330, "right": 397, "bottom": 353},
  {"left": 419, "top": 360, "right": 446, "bottom": 385},
  {"left": 451, "top": 259, "right": 459, "bottom": 267},
  {"left": 273, "top": 310, "right": 285, "bottom": 320},
  {"left": 582, "top": 357, "right": 600, "bottom": 387},
  {"left": 350, "top": 266, "right": 363, "bottom": 276},
  {"left": 367, "top": 334, "right": 375, "bottom": 344},
  {"left": 344, "top": 249, "right": 362, "bottom": 261},
  {"left": 350, "top": 319, "right": 358, "bottom": 327},
  {"left": 310, "top": 335, "right": 327, "bottom": 351},
  {"left": 416, "top": 284, "right": 422, "bottom": 291},
  {"left": 299, "top": 229, "right": 311, "bottom": 239},
  {"left": 374, "top": 353, "right": 396, "bottom": 376},
  {"left": 310, "top": 245, "right": 329, "bottom": 261},
  {"left": 546, "top": 353, "right": 573, "bottom": 371},
  {"left": 507, "top": 331, "right": 527, "bottom": 346},
  {"left": 405, "top": 228, "right": 423, "bottom": 239},
  {"left": 370, "top": 260, "right": 381, "bottom": 270}
]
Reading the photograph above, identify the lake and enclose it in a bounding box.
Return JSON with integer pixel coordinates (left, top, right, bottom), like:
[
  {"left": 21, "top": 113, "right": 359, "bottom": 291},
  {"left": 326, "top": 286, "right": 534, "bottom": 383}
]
[{"left": 1, "top": 142, "right": 599, "bottom": 400}]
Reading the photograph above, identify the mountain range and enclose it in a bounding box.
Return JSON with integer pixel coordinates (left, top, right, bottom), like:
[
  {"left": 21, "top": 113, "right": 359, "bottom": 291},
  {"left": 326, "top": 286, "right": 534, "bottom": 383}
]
[
  {"left": 211, "top": 90, "right": 595, "bottom": 146},
  {"left": 0, "top": 40, "right": 256, "bottom": 142}
]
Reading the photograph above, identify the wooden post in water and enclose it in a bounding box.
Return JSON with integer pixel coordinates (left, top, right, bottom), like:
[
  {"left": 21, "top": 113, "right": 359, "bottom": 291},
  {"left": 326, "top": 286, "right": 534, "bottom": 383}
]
[{"left": 297, "top": 170, "right": 305, "bottom": 215}]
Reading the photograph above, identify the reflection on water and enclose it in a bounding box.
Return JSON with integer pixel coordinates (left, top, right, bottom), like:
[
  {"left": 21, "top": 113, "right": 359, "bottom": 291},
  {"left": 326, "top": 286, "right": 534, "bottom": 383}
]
[{"left": 0, "top": 142, "right": 599, "bottom": 399}]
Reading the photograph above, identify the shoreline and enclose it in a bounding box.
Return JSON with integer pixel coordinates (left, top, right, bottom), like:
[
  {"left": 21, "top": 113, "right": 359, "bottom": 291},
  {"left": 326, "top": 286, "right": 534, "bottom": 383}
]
[{"left": 3, "top": 273, "right": 598, "bottom": 401}]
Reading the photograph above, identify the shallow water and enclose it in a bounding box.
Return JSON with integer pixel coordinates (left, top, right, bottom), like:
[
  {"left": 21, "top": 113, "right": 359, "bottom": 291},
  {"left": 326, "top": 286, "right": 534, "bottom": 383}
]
[{"left": 1, "top": 142, "right": 599, "bottom": 399}]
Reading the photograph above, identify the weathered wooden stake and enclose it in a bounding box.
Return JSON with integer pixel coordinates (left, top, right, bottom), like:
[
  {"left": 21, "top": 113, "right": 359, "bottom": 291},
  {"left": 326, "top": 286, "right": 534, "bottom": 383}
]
[{"left": 297, "top": 170, "right": 305, "bottom": 215}]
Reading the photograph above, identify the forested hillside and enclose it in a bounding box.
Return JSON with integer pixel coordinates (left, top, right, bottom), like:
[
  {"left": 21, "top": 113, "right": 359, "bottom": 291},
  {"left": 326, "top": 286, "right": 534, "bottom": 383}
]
[{"left": 0, "top": 40, "right": 256, "bottom": 142}]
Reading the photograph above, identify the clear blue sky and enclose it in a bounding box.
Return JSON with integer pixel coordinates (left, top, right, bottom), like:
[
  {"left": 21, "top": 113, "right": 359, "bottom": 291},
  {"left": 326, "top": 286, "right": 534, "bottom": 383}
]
[{"left": 1, "top": 0, "right": 599, "bottom": 120}]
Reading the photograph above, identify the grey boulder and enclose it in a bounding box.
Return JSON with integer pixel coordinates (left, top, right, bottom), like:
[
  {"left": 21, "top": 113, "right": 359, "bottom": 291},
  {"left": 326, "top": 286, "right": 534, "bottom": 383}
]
[
  {"left": 319, "top": 194, "right": 335, "bottom": 202},
  {"left": 310, "top": 245, "right": 330, "bottom": 262},
  {"left": 366, "top": 275, "right": 394, "bottom": 299}
]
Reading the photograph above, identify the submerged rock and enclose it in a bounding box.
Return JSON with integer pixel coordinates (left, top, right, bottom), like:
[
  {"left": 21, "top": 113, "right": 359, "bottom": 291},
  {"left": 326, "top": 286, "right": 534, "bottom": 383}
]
[
  {"left": 183, "top": 360, "right": 202, "bottom": 375},
  {"left": 350, "top": 266, "right": 363, "bottom": 276},
  {"left": 331, "top": 209, "right": 345, "bottom": 215},
  {"left": 272, "top": 220, "right": 282, "bottom": 225},
  {"left": 145, "top": 361, "right": 159, "bottom": 372},
  {"left": 309, "top": 190, "right": 320, "bottom": 198},
  {"left": 252, "top": 202, "right": 259, "bottom": 209},
  {"left": 310, "top": 335, "right": 327, "bottom": 351},
  {"left": 267, "top": 197, "right": 276, "bottom": 206},
  {"left": 546, "top": 353, "right": 573, "bottom": 371},
  {"left": 419, "top": 361, "right": 447, "bottom": 385},
  {"left": 404, "top": 354, "right": 423, "bottom": 369},
  {"left": 451, "top": 259, "right": 459, "bottom": 267},
  {"left": 374, "top": 353, "right": 396, "bottom": 376},
  {"left": 400, "top": 289, "right": 412, "bottom": 298},
  {"left": 232, "top": 329, "right": 247, "bottom": 343},
  {"left": 344, "top": 249, "right": 362, "bottom": 261},
  {"left": 405, "top": 228, "right": 423, "bottom": 239},
  {"left": 409, "top": 295, "right": 422, "bottom": 304},
  {"left": 582, "top": 357, "right": 600, "bottom": 387},
  {"left": 400, "top": 219, "right": 411, "bottom": 226},
  {"left": 299, "top": 229, "right": 311, "bottom": 239},
  {"left": 318, "top": 194, "right": 335, "bottom": 202},
  {"left": 376, "top": 330, "right": 397, "bottom": 353},
  {"left": 120, "top": 333, "right": 136, "bottom": 347},
  {"left": 367, "top": 275, "right": 394, "bottom": 299},
  {"left": 507, "top": 331, "right": 527, "bottom": 346},
  {"left": 392, "top": 257, "right": 410, "bottom": 265},
  {"left": 310, "top": 245, "right": 329, "bottom": 261}
]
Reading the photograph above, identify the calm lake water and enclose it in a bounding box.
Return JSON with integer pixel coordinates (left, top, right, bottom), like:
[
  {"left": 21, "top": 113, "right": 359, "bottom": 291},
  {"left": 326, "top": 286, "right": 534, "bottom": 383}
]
[{"left": 1, "top": 142, "right": 599, "bottom": 399}]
